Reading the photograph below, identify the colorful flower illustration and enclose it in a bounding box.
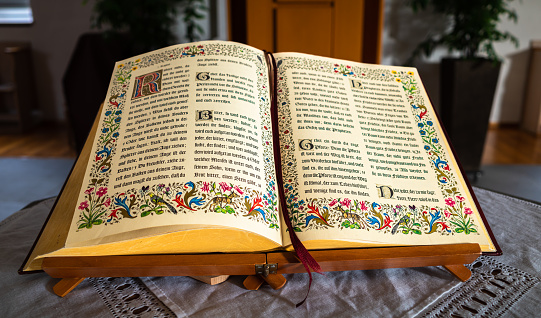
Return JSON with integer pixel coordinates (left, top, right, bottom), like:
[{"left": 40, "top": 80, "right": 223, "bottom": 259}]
[
  {"left": 243, "top": 196, "right": 266, "bottom": 222},
  {"left": 333, "top": 64, "right": 355, "bottom": 76},
  {"left": 304, "top": 201, "right": 331, "bottom": 228},
  {"left": 181, "top": 45, "right": 205, "bottom": 57},
  {"left": 220, "top": 182, "right": 232, "bottom": 193},
  {"left": 201, "top": 182, "right": 210, "bottom": 193},
  {"left": 445, "top": 198, "right": 456, "bottom": 207},
  {"left": 341, "top": 198, "right": 351, "bottom": 209},
  {"left": 96, "top": 187, "right": 107, "bottom": 197},
  {"left": 78, "top": 201, "right": 89, "bottom": 210}
]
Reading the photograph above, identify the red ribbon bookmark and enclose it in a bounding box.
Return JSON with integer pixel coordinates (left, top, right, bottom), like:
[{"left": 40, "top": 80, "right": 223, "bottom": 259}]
[{"left": 265, "top": 51, "right": 324, "bottom": 307}]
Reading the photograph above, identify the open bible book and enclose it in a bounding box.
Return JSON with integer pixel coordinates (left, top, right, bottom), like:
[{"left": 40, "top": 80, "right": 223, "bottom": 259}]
[{"left": 21, "top": 41, "right": 499, "bottom": 272}]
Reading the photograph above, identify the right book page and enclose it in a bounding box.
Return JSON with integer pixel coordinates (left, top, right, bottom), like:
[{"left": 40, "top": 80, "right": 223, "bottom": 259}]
[{"left": 274, "top": 53, "right": 496, "bottom": 253}]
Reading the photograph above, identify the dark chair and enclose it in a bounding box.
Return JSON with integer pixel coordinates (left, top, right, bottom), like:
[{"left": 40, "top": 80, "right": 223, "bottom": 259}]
[
  {"left": 0, "top": 42, "right": 37, "bottom": 133},
  {"left": 63, "top": 33, "right": 132, "bottom": 153}
]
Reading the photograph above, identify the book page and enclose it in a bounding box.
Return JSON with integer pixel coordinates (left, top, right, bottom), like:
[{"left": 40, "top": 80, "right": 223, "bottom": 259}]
[
  {"left": 274, "top": 53, "right": 495, "bottom": 251},
  {"left": 66, "top": 41, "right": 281, "bottom": 248}
]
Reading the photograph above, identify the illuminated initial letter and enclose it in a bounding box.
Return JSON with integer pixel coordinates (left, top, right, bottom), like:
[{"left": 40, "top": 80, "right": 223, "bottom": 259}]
[{"left": 132, "top": 70, "right": 163, "bottom": 100}]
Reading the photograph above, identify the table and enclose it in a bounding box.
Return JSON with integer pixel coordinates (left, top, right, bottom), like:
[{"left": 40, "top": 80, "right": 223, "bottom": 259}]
[{"left": 1, "top": 187, "right": 539, "bottom": 317}]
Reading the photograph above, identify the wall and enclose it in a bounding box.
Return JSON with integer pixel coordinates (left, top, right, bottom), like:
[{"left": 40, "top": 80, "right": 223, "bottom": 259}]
[
  {"left": 0, "top": 0, "right": 93, "bottom": 122},
  {"left": 382, "top": 0, "right": 541, "bottom": 124},
  {"left": 490, "top": 0, "right": 541, "bottom": 124}
]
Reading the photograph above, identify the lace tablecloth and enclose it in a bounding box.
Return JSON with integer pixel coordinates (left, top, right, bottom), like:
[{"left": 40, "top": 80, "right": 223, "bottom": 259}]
[{"left": 1, "top": 188, "right": 539, "bottom": 317}]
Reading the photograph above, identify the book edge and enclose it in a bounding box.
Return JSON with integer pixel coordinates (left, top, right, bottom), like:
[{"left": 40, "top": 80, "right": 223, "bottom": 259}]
[
  {"left": 19, "top": 104, "right": 104, "bottom": 274},
  {"left": 423, "top": 87, "right": 502, "bottom": 256}
]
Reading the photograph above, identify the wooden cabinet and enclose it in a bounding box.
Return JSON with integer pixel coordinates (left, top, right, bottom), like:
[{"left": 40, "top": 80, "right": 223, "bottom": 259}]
[
  {"left": 230, "top": 0, "right": 384, "bottom": 64},
  {"left": 521, "top": 40, "right": 541, "bottom": 135},
  {"left": 0, "top": 42, "right": 37, "bottom": 133}
]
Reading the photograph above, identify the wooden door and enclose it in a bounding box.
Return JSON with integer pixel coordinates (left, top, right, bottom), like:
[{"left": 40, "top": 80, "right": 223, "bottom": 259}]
[{"left": 230, "top": 0, "right": 384, "bottom": 64}]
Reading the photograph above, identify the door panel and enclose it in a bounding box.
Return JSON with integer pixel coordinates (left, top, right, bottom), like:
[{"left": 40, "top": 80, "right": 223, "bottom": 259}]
[
  {"left": 276, "top": 3, "right": 333, "bottom": 57},
  {"left": 239, "top": 0, "right": 383, "bottom": 63}
]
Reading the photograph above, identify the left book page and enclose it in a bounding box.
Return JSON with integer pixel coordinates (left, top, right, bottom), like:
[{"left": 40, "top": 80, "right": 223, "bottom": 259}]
[{"left": 58, "top": 41, "right": 281, "bottom": 255}]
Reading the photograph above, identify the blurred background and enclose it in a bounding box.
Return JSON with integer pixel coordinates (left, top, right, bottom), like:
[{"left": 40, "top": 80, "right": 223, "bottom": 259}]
[{"left": 0, "top": 0, "right": 540, "bottom": 222}]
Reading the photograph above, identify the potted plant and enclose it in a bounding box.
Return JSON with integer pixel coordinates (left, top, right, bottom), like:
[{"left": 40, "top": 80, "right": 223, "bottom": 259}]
[
  {"left": 86, "top": 0, "right": 207, "bottom": 53},
  {"left": 407, "top": 0, "right": 519, "bottom": 174}
]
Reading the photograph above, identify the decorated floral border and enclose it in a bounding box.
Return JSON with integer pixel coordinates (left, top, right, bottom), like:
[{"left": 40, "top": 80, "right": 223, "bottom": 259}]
[
  {"left": 74, "top": 43, "right": 280, "bottom": 231},
  {"left": 276, "top": 56, "right": 478, "bottom": 236}
]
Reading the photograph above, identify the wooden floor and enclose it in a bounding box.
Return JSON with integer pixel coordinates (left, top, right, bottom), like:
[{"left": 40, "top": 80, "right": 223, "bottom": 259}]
[
  {"left": 481, "top": 126, "right": 541, "bottom": 165},
  {"left": 0, "top": 123, "right": 76, "bottom": 158},
  {"left": 0, "top": 124, "right": 540, "bottom": 164}
]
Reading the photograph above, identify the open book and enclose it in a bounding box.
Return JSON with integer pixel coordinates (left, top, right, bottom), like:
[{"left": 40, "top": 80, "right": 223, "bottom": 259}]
[{"left": 21, "top": 41, "right": 499, "bottom": 272}]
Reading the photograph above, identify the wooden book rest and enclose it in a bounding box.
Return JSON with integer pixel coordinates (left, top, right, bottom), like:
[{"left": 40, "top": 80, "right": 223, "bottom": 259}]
[{"left": 43, "top": 243, "right": 480, "bottom": 297}]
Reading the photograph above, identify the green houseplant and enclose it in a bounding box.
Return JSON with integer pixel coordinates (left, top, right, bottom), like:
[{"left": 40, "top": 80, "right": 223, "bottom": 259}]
[
  {"left": 407, "top": 0, "right": 519, "bottom": 63},
  {"left": 407, "top": 0, "right": 519, "bottom": 174},
  {"left": 85, "top": 0, "right": 207, "bottom": 53}
]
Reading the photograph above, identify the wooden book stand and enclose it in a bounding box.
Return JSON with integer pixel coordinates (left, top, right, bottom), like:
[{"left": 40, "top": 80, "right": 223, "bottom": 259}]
[{"left": 43, "top": 243, "right": 480, "bottom": 297}]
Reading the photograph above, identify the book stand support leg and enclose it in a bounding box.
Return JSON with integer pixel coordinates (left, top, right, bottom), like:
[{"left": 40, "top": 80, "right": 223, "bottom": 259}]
[
  {"left": 243, "top": 274, "right": 287, "bottom": 290},
  {"left": 443, "top": 264, "right": 472, "bottom": 281},
  {"left": 262, "top": 273, "right": 287, "bottom": 289},
  {"left": 53, "top": 277, "right": 86, "bottom": 297},
  {"left": 243, "top": 275, "right": 265, "bottom": 290}
]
